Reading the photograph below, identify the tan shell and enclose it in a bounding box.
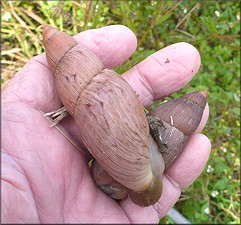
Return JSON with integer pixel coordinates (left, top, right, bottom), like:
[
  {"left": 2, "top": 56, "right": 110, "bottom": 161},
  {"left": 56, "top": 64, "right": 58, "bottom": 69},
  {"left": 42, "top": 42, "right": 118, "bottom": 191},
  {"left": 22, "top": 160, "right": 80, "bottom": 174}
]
[
  {"left": 91, "top": 135, "right": 165, "bottom": 207},
  {"left": 42, "top": 26, "right": 157, "bottom": 193}
]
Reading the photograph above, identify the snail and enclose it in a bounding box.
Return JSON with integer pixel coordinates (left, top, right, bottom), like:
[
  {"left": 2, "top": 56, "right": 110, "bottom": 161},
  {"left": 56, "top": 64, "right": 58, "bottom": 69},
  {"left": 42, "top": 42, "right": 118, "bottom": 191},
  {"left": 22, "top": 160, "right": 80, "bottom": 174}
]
[{"left": 42, "top": 26, "right": 208, "bottom": 207}]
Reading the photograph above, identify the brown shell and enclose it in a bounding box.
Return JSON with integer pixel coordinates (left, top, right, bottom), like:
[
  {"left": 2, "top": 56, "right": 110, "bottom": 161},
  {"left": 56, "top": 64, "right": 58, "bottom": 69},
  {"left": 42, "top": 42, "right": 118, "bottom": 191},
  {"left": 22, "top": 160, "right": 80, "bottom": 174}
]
[
  {"left": 42, "top": 26, "right": 155, "bottom": 193},
  {"left": 91, "top": 135, "right": 165, "bottom": 207},
  {"left": 148, "top": 91, "right": 207, "bottom": 168},
  {"left": 91, "top": 160, "right": 128, "bottom": 200}
]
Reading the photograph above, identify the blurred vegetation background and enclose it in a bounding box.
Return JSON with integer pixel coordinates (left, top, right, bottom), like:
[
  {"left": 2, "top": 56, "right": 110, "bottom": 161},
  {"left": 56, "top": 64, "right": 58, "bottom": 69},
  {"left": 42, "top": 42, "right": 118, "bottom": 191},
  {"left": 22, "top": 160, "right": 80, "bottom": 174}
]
[{"left": 1, "top": 1, "right": 240, "bottom": 224}]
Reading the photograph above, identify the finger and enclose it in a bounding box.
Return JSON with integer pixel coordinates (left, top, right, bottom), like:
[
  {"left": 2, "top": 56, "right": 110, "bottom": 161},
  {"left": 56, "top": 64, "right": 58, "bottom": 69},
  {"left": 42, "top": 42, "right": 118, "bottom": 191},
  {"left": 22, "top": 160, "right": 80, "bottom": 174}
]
[
  {"left": 34, "top": 25, "right": 137, "bottom": 69},
  {"left": 164, "top": 133, "right": 211, "bottom": 189},
  {"left": 119, "top": 171, "right": 181, "bottom": 223},
  {"left": 194, "top": 103, "right": 210, "bottom": 134},
  {"left": 123, "top": 42, "right": 201, "bottom": 108},
  {"left": 120, "top": 133, "right": 211, "bottom": 221},
  {"left": 74, "top": 25, "right": 137, "bottom": 68},
  {"left": 120, "top": 198, "right": 160, "bottom": 224},
  {"left": 120, "top": 173, "right": 181, "bottom": 223},
  {"left": 153, "top": 133, "right": 211, "bottom": 217}
]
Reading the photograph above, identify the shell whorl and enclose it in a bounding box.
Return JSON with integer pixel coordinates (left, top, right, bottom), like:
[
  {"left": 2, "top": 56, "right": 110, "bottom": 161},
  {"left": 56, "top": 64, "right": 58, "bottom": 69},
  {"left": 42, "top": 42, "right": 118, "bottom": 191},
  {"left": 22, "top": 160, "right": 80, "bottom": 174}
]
[{"left": 149, "top": 91, "right": 207, "bottom": 168}]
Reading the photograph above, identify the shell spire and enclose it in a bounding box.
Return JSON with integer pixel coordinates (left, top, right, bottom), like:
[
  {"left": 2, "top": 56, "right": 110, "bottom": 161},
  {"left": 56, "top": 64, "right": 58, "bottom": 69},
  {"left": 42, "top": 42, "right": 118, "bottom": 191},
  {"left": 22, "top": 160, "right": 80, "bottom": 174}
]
[
  {"left": 150, "top": 91, "right": 207, "bottom": 136},
  {"left": 42, "top": 25, "right": 78, "bottom": 72}
]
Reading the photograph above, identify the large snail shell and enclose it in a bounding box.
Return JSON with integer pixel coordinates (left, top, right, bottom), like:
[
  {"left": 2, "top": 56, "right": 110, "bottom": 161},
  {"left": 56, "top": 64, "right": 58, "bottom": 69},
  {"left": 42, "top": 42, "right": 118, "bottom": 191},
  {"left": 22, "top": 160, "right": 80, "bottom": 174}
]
[
  {"left": 148, "top": 91, "right": 207, "bottom": 168},
  {"left": 42, "top": 26, "right": 162, "bottom": 199}
]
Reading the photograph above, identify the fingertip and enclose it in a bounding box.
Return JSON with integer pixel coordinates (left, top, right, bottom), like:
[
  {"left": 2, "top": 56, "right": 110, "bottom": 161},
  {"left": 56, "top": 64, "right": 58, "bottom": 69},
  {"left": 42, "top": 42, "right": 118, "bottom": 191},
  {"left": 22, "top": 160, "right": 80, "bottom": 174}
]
[
  {"left": 74, "top": 25, "right": 137, "bottom": 68},
  {"left": 194, "top": 103, "right": 210, "bottom": 134},
  {"left": 161, "top": 42, "right": 201, "bottom": 79},
  {"left": 195, "top": 133, "right": 212, "bottom": 153},
  {"left": 174, "top": 42, "right": 201, "bottom": 74},
  {"left": 123, "top": 41, "right": 202, "bottom": 108},
  {"left": 105, "top": 25, "right": 138, "bottom": 49},
  {"left": 103, "top": 25, "right": 138, "bottom": 67}
]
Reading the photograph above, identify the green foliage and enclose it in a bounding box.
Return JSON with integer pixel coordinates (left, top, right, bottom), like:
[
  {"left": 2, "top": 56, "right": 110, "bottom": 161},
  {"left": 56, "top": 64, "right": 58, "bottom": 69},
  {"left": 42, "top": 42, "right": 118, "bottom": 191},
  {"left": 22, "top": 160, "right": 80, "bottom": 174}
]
[{"left": 1, "top": 1, "right": 240, "bottom": 224}]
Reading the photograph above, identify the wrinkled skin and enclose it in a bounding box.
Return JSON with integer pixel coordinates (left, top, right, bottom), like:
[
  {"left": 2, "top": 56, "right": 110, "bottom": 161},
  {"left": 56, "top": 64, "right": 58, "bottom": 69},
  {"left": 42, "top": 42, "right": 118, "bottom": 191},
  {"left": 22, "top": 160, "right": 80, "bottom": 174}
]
[{"left": 2, "top": 25, "right": 211, "bottom": 224}]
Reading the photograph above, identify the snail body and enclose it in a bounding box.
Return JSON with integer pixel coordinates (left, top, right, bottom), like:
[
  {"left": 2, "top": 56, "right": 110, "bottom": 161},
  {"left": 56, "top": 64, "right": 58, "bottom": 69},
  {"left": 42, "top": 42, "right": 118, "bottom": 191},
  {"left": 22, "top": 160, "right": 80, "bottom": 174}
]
[{"left": 42, "top": 26, "right": 207, "bottom": 207}]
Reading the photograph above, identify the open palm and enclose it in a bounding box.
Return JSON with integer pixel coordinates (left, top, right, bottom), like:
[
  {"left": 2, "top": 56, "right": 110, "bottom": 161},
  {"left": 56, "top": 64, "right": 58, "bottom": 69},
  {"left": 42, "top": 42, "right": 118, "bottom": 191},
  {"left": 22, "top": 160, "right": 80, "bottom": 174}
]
[{"left": 2, "top": 25, "right": 211, "bottom": 223}]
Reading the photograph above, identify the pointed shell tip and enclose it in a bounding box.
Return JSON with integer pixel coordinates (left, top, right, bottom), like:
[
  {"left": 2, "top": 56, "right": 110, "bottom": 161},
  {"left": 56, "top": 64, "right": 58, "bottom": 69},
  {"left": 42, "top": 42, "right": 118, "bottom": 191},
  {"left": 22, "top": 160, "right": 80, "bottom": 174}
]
[
  {"left": 42, "top": 25, "right": 58, "bottom": 46},
  {"left": 199, "top": 90, "right": 208, "bottom": 99}
]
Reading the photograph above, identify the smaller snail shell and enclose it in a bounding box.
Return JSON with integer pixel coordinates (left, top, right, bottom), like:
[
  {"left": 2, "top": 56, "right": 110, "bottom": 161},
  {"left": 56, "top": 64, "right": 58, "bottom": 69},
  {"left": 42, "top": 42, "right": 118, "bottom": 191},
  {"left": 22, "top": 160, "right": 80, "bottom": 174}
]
[
  {"left": 148, "top": 91, "right": 208, "bottom": 168},
  {"left": 42, "top": 26, "right": 163, "bottom": 206}
]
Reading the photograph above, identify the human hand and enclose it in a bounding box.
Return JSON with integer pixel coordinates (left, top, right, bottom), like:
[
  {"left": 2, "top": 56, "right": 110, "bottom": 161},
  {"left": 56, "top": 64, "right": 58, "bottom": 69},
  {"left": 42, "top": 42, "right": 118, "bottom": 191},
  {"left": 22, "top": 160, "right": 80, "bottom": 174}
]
[{"left": 2, "top": 25, "right": 211, "bottom": 223}]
